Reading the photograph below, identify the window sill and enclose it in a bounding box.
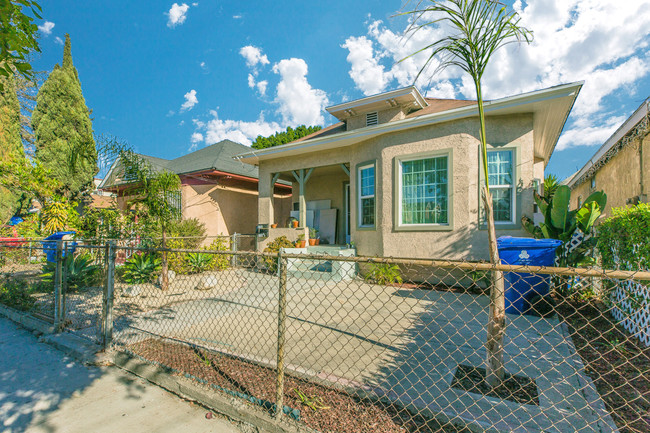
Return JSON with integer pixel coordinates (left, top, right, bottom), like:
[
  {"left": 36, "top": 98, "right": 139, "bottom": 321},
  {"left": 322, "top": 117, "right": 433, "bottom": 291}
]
[{"left": 393, "top": 224, "right": 453, "bottom": 232}]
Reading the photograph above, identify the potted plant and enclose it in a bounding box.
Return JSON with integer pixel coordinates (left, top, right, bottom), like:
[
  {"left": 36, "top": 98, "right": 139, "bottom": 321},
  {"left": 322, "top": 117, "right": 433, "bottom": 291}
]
[
  {"left": 309, "top": 228, "right": 319, "bottom": 246},
  {"left": 296, "top": 234, "right": 306, "bottom": 248},
  {"left": 289, "top": 217, "right": 299, "bottom": 228},
  {"left": 270, "top": 223, "right": 278, "bottom": 228}
]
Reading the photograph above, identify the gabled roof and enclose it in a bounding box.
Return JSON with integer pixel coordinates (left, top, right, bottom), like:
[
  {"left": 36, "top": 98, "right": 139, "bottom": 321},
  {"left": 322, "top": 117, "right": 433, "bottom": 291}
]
[
  {"left": 565, "top": 97, "right": 650, "bottom": 189},
  {"left": 236, "top": 82, "right": 583, "bottom": 167},
  {"left": 100, "top": 140, "right": 266, "bottom": 189}
]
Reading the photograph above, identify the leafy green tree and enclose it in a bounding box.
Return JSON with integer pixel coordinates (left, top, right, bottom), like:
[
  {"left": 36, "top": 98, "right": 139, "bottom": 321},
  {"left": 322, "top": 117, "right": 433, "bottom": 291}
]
[
  {"left": 402, "top": 0, "right": 532, "bottom": 386},
  {"left": 0, "top": 0, "right": 42, "bottom": 90},
  {"left": 0, "top": 73, "right": 26, "bottom": 223},
  {"left": 98, "top": 135, "right": 182, "bottom": 291},
  {"left": 252, "top": 125, "right": 322, "bottom": 150},
  {"left": 32, "top": 34, "right": 97, "bottom": 199}
]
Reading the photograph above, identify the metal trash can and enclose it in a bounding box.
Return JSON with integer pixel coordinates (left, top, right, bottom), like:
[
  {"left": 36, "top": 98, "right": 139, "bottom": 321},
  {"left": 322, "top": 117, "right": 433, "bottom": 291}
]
[
  {"left": 41, "top": 231, "right": 77, "bottom": 263},
  {"left": 497, "top": 236, "right": 562, "bottom": 315}
]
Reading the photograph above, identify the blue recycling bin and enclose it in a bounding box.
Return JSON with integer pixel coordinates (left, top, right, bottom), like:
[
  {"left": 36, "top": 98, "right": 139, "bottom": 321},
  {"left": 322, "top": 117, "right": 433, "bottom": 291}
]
[
  {"left": 497, "top": 236, "right": 562, "bottom": 315},
  {"left": 41, "top": 231, "right": 77, "bottom": 263}
]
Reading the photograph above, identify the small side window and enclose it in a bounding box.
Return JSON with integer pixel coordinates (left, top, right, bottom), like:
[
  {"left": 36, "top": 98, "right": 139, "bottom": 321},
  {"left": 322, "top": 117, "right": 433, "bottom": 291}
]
[{"left": 591, "top": 177, "right": 596, "bottom": 189}]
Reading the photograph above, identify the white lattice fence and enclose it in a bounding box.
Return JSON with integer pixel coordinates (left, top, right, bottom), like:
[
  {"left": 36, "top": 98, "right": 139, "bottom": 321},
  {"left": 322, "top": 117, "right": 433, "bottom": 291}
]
[{"left": 611, "top": 279, "right": 650, "bottom": 347}]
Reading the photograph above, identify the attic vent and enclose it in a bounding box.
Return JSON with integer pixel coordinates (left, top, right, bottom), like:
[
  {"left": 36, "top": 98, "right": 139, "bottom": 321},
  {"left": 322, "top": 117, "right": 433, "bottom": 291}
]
[{"left": 366, "top": 112, "right": 378, "bottom": 126}]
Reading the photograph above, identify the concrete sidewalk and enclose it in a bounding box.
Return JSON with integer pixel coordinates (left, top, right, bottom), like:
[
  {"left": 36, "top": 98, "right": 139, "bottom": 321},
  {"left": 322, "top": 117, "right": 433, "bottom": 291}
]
[{"left": 0, "top": 317, "right": 243, "bottom": 433}]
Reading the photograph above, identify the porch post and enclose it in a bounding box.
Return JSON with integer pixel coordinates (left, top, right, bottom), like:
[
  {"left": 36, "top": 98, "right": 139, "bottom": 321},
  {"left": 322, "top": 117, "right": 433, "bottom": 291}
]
[
  {"left": 292, "top": 168, "right": 313, "bottom": 227},
  {"left": 258, "top": 170, "right": 275, "bottom": 226}
]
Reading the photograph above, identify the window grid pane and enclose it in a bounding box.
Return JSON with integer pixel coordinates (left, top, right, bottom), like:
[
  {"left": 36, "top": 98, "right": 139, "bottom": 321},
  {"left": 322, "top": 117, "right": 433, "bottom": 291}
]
[
  {"left": 359, "top": 165, "right": 375, "bottom": 227},
  {"left": 487, "top": 150, "right": 514, "bottom": 222},
  {"left": 401, "top": 156, "right": 448, "bottom": 225}
]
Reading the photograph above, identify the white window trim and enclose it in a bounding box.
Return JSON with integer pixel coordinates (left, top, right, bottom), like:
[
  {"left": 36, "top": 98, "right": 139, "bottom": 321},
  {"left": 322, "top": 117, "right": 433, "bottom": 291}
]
[
  {"left": 358, "top": 164, "right": 375, "bottom": 228},
  {"left": 487, "top": 149, "right": 515, "bottom": 225},
  {"left": 396, "top": 152, "right": 451, "bottom": 228}
]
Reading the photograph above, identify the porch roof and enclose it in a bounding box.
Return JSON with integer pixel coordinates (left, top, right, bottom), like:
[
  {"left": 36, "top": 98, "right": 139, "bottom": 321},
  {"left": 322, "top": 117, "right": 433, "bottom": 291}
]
[{"left": 235, "top": 82, "right": 583, "bottom": 168}]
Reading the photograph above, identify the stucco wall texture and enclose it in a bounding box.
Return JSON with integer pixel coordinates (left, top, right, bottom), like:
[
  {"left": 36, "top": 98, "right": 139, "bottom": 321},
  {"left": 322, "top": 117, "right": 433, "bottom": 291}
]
[
  {"left": 258, "top": 113, "right": 537, "bottom": 261},
  {"left": 571, "top": 134, "right": 649, "bottom": 218}
]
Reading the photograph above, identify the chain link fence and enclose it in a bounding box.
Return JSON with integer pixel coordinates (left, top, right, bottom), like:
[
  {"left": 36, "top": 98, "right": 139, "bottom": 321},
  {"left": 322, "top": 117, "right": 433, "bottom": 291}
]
[{"left": 0, "top": 240, "right": 648, "bottom": 433}]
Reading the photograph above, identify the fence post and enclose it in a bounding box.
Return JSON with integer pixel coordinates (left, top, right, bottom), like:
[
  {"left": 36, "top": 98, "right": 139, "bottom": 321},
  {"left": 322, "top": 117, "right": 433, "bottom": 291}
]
[
  {"left": 53, "top": 240, "right": 64, "bottom": 332},
  {"left": 231, "top": 233, "right": 239, "bottom": 268},
  {"left": 275, "top": 251, "right": 287, "bottom": 420},
  {"left": 101, "top": 241, "right": 117, "bottom": 348}
]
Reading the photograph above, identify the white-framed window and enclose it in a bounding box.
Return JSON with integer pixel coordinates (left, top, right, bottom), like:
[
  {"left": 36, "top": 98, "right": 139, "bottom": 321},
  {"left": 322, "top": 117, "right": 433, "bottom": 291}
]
[
  {"left": 487, "top": 149, "right": 515, "bottom": 223},
  {"left": 358, "top": 164, "right": 375, "bottom": 227},
  {"left": 366, "top": 112, "right": 378, "bottom": 126},
  {"left": 398, "top": 155, "right": 449, "bottom": 226}
]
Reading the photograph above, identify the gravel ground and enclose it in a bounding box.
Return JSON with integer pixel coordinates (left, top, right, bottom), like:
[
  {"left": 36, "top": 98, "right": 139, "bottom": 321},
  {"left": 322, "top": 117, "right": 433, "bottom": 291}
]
[{"left": 128, "top": 338, "right": 469, "bottom": 433}]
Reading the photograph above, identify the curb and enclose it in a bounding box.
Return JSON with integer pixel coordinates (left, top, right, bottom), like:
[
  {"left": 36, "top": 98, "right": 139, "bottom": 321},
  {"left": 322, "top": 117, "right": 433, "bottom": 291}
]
[
  {"left": 113, "top": 351, "right": 315, "bottom": 433},
  {"left": 0, "top": 304, "right": 55, "bottom": 335}
]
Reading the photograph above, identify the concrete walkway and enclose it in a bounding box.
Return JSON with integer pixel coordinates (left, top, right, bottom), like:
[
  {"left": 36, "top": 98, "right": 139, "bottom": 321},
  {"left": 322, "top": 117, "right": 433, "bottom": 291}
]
[{"left": 0, "top": 317, "right": 242, "bottom": 433}]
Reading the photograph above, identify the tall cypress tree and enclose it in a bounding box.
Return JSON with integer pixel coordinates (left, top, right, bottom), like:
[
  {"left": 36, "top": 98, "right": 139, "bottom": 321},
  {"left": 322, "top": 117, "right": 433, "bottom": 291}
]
[
  {"left": 32, "top": 34, "right": 97, "bottom": 198},
  {"left": 0, "top": 73, "right": 26, "bottom": 223}
]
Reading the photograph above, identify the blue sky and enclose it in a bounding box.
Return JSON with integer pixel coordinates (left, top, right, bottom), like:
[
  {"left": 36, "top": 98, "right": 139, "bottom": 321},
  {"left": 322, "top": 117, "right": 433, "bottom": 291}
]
[{"left": 32, "top": 1, "right": 650, "bottom": 180}]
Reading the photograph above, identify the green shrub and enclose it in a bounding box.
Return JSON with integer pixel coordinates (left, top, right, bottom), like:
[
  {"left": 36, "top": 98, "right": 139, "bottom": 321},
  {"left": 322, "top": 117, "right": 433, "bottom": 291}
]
[
  {"left": 41, "top": 253, "right": 101, "bottom": 291},
  {"left": 263, "top": 236, "right": 294, "bottom": 273},
  {"left": 0, "top": 279, "right": 36, "bottom": 311},
  {"left": 205, "top": 237, "right": 231, "bottom": 271},
  {"left": 364, "top": 263, "right": 403, "bottom": 285},
  {"left": 122, "top": 253, "right": 161, "bottom": 284},
  {"left": 168, "top": 218, "right": 207, "bottom": 249},
  {"left": 598, "top": 203, "right": 650, "bottom": 271}
]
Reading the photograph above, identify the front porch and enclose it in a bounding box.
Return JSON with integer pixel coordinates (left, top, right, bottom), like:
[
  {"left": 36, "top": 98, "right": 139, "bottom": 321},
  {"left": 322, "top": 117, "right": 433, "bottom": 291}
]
[{"left": 259, "top": 163, "right": 353, "bottom": 247}]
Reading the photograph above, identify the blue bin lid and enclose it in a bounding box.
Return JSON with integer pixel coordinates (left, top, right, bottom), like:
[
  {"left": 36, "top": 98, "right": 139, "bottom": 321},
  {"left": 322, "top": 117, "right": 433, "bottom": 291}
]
[
  {"left": 497, "top": 236, "right": 562, "bottom": 249},
  {"left": 43, "top": 231, "right": 76, "bottom": 241}
]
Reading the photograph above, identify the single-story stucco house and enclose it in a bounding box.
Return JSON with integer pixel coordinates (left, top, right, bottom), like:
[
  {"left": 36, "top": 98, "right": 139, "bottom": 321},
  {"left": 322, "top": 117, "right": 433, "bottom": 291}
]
[
  {"left": 100, "top": 140, "right": 292, "bottom": 238},
  {"left": 236, "top": 83, "right": 583, "bottom": 261},
  {"left": 565, "top": 97, "right": 649, "bottom": 216}
]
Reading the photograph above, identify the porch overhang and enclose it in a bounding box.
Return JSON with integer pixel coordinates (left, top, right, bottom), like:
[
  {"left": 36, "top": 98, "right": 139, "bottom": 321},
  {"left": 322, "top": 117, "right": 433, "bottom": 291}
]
[{"left": 235, "top": 82, "right": 583, "bottom": 168}]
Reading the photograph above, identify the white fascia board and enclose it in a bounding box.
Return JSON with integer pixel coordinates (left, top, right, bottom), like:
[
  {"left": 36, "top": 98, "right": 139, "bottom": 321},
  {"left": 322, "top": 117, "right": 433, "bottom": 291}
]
[
  {"left": 236, "top": 82, "right": 583, "bottom": 165},
  {"left": 326, "top": 86, "right": 426, "bottom": 115}
]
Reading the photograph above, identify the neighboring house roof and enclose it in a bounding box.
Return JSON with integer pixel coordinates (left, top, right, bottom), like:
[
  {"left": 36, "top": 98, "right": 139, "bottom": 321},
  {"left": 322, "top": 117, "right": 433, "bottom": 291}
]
[
  {"left": 100, "top": 139, "right": 289, "bottom": 190},
  {"left": 236, "top": 82, "right": 583, "bottom": 167},
  {"left": 565, "top": 97, "right": 650, "bottom": 189}
]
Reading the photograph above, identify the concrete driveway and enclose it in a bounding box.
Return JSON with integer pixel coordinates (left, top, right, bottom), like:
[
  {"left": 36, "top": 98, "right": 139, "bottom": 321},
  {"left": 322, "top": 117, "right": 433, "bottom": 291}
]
[{"left": 110, "top": 268, "right": 618, "bottom": 433}]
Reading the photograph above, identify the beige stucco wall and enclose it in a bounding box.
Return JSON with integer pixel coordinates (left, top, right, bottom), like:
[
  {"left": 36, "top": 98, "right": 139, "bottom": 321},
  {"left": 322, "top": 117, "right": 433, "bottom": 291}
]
[
  {"left": 570, "top": 134, "right": 649, "bottom": 218},
  {"left": 183, "top": 182, "right": 291, "bottom": 237},
  {"left": 257, "top": 113, "right": 536, "bottom": 261}
]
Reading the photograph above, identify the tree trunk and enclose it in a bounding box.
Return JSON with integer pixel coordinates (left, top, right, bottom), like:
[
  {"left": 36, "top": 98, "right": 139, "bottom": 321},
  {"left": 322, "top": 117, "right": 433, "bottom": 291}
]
[
  {"left": 161, "top": 229, "right": 169, "bottom": 291},
  {"left": 483, "top": 187, "right": 506, "bottom": 387}
]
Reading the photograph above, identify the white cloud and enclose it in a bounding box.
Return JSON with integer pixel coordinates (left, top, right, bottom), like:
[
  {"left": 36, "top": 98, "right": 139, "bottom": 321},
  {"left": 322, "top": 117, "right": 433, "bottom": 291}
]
[
  {"left": 556, "top": 115, "right": 626, "bottom": 151},
  {"left": 272, "top": 58, "right": 329, "bottom": 126},
  {"left": 54, "top": 36, "right": 64, "bottom": 45},
  {"left": 180, "top": 89, "right": 198, "bottom": 112},
  {"left": 38, "top": 21, "right": 55, "bottom": 36},
  {"left": 342, "top": 1, "right": 650, "bottom": 150},
  {"left": 192, "top": 2, "right": 198, "bottom": 6},
  {"left": 167, "top": 3, "right": 190, "bottom": 28},
  {"left": 256, "top": 80, "right": 268, "bottom": 96},
  {"left": 233, "top": 15, "right": 242, "bottom": 19},
  {"left": 200, "top": 61, "right": 206, "bottom": 69},
  {"left": 240, "top": 46, "right": 270, "bottom": 69},
  {"left": 247, "top": 73, "right": 256, "bottom": 89},
  {"left": 194, "top": 110, "right": 282, "bottom": 147}
]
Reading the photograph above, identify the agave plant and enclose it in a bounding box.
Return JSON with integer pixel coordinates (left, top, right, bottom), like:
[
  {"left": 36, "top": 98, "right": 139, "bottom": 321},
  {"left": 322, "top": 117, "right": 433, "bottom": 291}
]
[
  {"left": 186, "top": 252, "right": 213, "bottom": 274},
  {"left": 122, "top": 253, "right": 161, "bottom": 284},
  {"left": 42, "top": 253, "right": 101, "bottom": 291}
]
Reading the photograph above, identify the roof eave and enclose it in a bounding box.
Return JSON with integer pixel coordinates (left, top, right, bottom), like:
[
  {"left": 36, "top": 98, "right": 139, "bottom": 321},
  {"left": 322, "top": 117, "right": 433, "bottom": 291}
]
[{"left": 235, "top": 82, "right": 584, "bottom": 166}]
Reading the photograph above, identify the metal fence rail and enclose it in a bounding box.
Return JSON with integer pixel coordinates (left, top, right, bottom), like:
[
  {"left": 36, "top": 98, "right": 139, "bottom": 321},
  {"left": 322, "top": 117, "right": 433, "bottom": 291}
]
[{"left": 0, "top": 241, "right": 648, "bottom": 433}]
